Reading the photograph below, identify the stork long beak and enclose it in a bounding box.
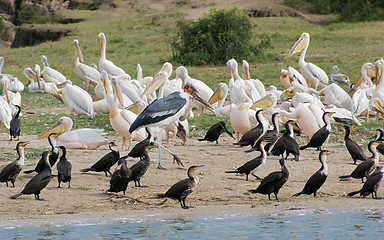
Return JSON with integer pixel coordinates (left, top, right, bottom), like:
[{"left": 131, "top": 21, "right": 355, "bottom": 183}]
[
  {"left": 37, "top": 120, "right": 65, "bottom": 139},
  {"left": 289, "top": 34, "right": 307, "bottom": 57},
  {"left": 188, "top": 88, "right": 214, "bottom": 113},
  {"left": 74, "top": 40, "right": 84, "bottom": 63},
  {"left": 142, "top": 71, "right": 167, "bottom": 96},
  {"left": 208, "top": 85, "right": 224, "bottom": 105}
]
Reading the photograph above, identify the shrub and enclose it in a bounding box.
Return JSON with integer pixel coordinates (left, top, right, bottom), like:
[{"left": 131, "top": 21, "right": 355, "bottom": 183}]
[
  {"left": 171, "top": 7, "right": 272, "bottom": 65},
  {"left": 16, "top": 4, "right": 61, "bottom": 25}
]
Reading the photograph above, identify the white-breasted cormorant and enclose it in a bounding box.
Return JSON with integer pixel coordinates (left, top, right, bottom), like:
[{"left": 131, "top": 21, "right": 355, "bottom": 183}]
[
  {"left": 80, "top": 141, "right": 119, "bottom": 177},
  {"left": 0, "top": 141, "right": 29, "bottom": 187},
  {"left": 57, "top": 146, "right": 72, "bottom": 188},
  {"left": 343, "top": 125, "right": 366, "bottom": 165},
  {"left": 339, "top": 141, "right": 380, "bottom": 183},
  {"left": 374, "top": 129, "right": 384, "bottom": 155},
  {"left": 225, "top": 141, "right": 267, "bottom": 181},
  {"left": 10, "top": 151, "right": 52, "bottom": 200},
  {"left": 348, "top": 166, "right": 384, "bottom": 199},
  {"left": 9, "top": 105, "right": 21, "bottom": 140},
  {"left": 198, "top": 121, "right": 234, "bottom": 144},
  {"left": 248, "top": 158, "right": 289, "bottom": 200},
  {"left": 300, "top": 112, "right": 334, "bottom": 151},
  {"left": 270, "top": 120, "right": 300, "bottom": 161},
  {"left": 293, "top": 150, "right": 330, "bottom": 197},
  {"left": 157, "top": 165, "right": 203, "bottom": 209},
  {"left": 233, "top": 110, "right": 267, "bottom": 147},
  {"left": 128, "top": 138, "right": 153, "bottom": 187}
]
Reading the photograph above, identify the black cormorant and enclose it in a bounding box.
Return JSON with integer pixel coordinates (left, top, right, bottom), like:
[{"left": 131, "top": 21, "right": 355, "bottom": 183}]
[
  {"left": 128, "top": 139, "right": 153, "bottom": 187},
  {"left": 248, "top": 158, "right": 289, "bottom": 200},
  {"left": 348, "top": 166, "right": 384, "bottom": 199},
  {"left": 225, "top": 141, "right": 267, "bottom": 181},
  {"left": 300, "top": 112, "right": 334, "bottom": 151},
  {"left": 233, "top": 110, "right": 267, "bottom": 147},
  {"left": 293, "top": 150, "right": 330, "bottom": 197},
  {"left": 270, "top": 120, "right": 300, "bottom": 161},
  {"left": 339, "top": 141, "right": 380, "bottom": 183},
  {"left": 80, "top": 142, "right": 119, "bottom": 177},
  {"left": 108, "top": 158, "right": 132, "bottom": 195},
  {"left": 254, "top": 112, "right": 280, "bottom": 153},
  {"left": 10, "top": 151, "right": 52, "bottom": 200},
  {"left": 9, "top": 105, "right": 21, "bottom": 140},
  {"left": 343, "top": 126, "right": 366, "bottom": 165},
  {"left": 0, "top": 141, "right": 29, "bottom": 187},
  {"left": 157, "top": 165, "right": 203, "bottom": 209},
  {"left": 24, "top": 133, "right": 59, "bottom": 174},
  {"left": 57, "top": 146, "right": 72, "bottom": 188},
  {"left": 198, "top": 121, "right": 234, "bottom": 144}
]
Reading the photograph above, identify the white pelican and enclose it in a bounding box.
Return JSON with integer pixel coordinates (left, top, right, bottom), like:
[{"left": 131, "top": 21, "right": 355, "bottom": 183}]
[
  {"left": 0, "top": 96, "right": 11, "bottom": 129},
  {"left": 109, "top": 76, "right": 146, "bottom": 150},
  {"left": 230, "top": 102, "right": 257, "bottom": 141},
  {"left": 24, "top": 65, "right": 45, "bottom": 93},
  {"left": 0, "top": 57, "right": 16, "bottom": 83},
  {"left": 329, "top": 65, "right": 350, "bottom": 87},
  {"left": 73, "top": 39, "right": 101, "bottom": 92},
  {"left": 279, "top": 102, "right": 320, "bottom": 138},
  {"left": 142, "top": 62, "right": 173, "bottom": 99},
  {"left": 308, "top": 83, "right": 353, "bottom": 111},
  {"left": 37, "top": 116, "right": 109, "bottom": 149},
  {"left": 252, "top": 92, "right": 278, "bottom": 121},
  {"left": 373, "top": 59, "right": 384, "bottom": 103},
  {"left": 44, "top": 82, "right": 64, "bottom": 103},
  {"left": 209, "top": 83, "right": 233, "bottom": 118},
  {"left": 40, "top": 55, "right": 67, "bottom": 85},
  {"left": 369, "top": 97, "right": 384, "bottom": 116},
  {"left": 242, "top": 60, "right": 265, "bottom": 97},
  {"left": 60, "top": 80, "right": 95, "bottom": 118},
  {"left": 289, "top": 33, "right": 329, "bottom": 89},
  {"left": 2, "top": 76, "right": 21, "bottom": 112},
  {"left": 98, "top": 32, "right": 128, "bottom": 78},
  {"left": 8, "top": 77, "right": 24, "bottom": 92},
  {"left": 93, "top": 71, "right": 114, "bottom": 114}
]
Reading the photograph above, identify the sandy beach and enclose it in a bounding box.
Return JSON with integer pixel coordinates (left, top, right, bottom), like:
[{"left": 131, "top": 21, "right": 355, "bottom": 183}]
[{"left": 0, "top": 131, "right": 383, "bottom": 225}]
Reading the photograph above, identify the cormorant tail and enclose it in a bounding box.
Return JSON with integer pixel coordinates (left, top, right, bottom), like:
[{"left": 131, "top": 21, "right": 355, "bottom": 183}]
[
  {"left": 10, "top": 193, "right": 22, "bottom": 199},
  {"left": 80, "top": 168, "right": 92, "bottom": 173},
  {"left": 292, "top": 192, "right": 302, "bottom": 197},
  {"left": 198, "top": 138, "right": 206, "bottom": 141},
  {"left": 339, "top": 175, "right": 351, "bottom": 179},
  {"left": 157, "top": 193, "right": 166, "bottom": 198},
  {"left": 248, "top": 189, "right": 258, "bottom": 194},
  {"left": 225, "top": 170, "right": 239, "bottom": 174},
  {"left": 347, "top": 191, "right": 360, "bottom": 197},
  {"left": 299, "top": 145, "right": 308, "bottom": 150},
  {"left": 23, "top": 169, "right": 35, "bottom": 174},
  {"left": 294, "top": 155, "right": 300, "bottom": 162}
]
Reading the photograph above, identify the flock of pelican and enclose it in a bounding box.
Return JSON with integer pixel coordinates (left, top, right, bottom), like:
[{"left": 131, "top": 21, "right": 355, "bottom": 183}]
[{"left": 0, "top": 32, "right": 384, "bottom": 161}]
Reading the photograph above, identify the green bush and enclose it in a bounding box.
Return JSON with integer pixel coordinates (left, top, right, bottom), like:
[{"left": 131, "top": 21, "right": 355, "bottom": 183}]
[
  {"left": 171, "top": 7, "right": 272, "bottom": 65},
  {"left": 16, "top": 4, "right": 61, "bottom": 25},
  {"left": 68, "top": 0, "right": 104, "bottom": 10}
]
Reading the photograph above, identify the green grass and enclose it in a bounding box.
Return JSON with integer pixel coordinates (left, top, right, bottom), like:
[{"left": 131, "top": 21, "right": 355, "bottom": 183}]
[{"left": 1, "top": 1, "right": 384, "bottom": 141}]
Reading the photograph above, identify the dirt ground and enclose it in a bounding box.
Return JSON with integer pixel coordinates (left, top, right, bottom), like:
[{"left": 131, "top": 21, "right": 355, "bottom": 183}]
[{"left": 0, "top": 129, "right": 383, "bottom": 223}]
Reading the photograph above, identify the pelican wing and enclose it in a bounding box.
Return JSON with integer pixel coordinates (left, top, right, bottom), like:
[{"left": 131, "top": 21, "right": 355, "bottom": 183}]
[
  {"left": 62, "top": 84, "right": 94, "bottom": 117},
  {"left": 58, "top": 128, "right": 109, "bottom": 149},
  {"left": 307, "top": 62, "right": 329, "bottom": 86}
]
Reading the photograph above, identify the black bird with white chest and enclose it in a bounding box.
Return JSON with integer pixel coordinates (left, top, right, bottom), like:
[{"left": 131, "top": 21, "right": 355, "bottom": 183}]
[
  {"left": 270, "top": 120, "right": 300, "bottom": 161},
  {"left": 300, "top": 112, "right": 334, "bottom": 151},
  {"left": 0, "top": 141, "right": 29, "bottom": 187},
  {"left": 293, "top": 150, "right": 330, "bottom": 197},
  {"left": 348, "top": 166, "right": 384, "bottom": 199},
  {"left": 233, "top": 110, "right": 267, "bottom": 148}
]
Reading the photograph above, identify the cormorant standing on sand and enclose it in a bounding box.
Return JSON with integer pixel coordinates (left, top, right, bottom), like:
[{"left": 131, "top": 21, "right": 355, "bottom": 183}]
[
  {"left": 300, "top": 112, "right": 334, "bottom": 151},
  {"left": 233, "top": 110, "right": 267, "bottom": 147},
  {"left": 339, "top": 141, "right": 380, "bottom": 183},
  {"left": 24, "top": 133, "right": 59, "bottom": 174},
  {"left": 343, "top": 125, "right": 366, "bottom": 164},
  {"left": 0, "top": 141, "right": 29, "bottom": 187},
  {"left": 293, "top": 150, "right": 330, "bottom": 197},
  {"left": 57, "top": 146, "right": 72, "bottom": 188},
  {"left": 270, "top": 120, "right": 300, "bottom": 161},
  {"left": 198, "top": 121, "right": 234, "bottom": 144},
  {"left": 11, "top": 151, "right": 52, "bottom": 200},
  {"left": 225, "top": 141, "right": 267, "bottom": 181},
  {"left": 348, "top": 166, "right": 384, "bottom": 199},
  {"left": 128, "top": 138, "right": 153, "bottom": 187},
  {"left": 81, "top": 142, "right": 119, "bottom": 177},
  {"left": 108, "top": 158, "right": 132, "bottom": 195},
  {"left": 249, "top": 158, "right": 289, "bottom": 200},
  {"left": 9, "top": 105, "right": 21, "bottom": 140},
  {"left": 252, "top": 112, "right": 280, "bottom": 153},
  {"left": 157, "top": 165, "right": 203, "bottom": 209}
]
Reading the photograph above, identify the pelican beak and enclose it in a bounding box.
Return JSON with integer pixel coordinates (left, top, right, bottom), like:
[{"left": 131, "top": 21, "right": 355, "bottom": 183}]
[
  {"left": 282, "top": 88, "right": 295, "bottom": 100},
  {"left": 99, "top": 36, "right": 103, "bottom": 57},
  {"left": 373, "top": 99, "right": 384, "bottom": 115},
  {"left": 74, "top": 40, "right": 84, "bottom": 63},
  {"left": 37, "top": 120, "right": 65, "bottom": 139},
  {"left": 111, "top": 77, "right": 124, "bottom": 107},
  {"left": 289, "top": 34, "right": 307, "bottom": 57},
  {"left": 376, "top": 64, "right": 382, "bottom": 85},
  {"left": 142, "top": 71, "right": 167, "bottom": 96},
  {"left": 208, "top": 85, "right": 224, "bottom": 105},
  {"left": 126, "top": 101, "right": 141, "bottom": 115},
  {"left": 253, "top": 94, "right": 273, "bottom": 108}
]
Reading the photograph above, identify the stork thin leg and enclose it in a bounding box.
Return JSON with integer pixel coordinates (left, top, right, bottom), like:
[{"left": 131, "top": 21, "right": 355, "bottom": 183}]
[{"left": 156, "top": 130, "right": 164, "bottom": 170}]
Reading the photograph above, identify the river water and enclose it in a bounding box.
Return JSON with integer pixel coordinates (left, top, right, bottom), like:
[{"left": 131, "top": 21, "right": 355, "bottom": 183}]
[{"left": 1, "top": 208, "right": 383, "bottom": 239}]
